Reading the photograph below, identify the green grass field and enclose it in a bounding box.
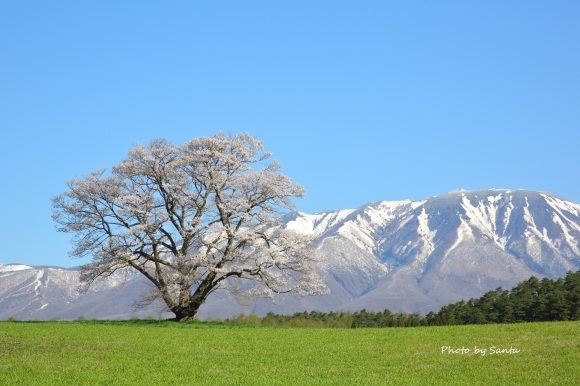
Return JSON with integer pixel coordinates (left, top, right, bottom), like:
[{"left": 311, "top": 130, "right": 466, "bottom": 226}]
[{"left": 0, "top": 320, "right": 578, "bottom": 385}]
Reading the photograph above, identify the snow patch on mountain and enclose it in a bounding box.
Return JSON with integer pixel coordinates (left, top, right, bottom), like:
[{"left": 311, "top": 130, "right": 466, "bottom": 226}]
[
  {"left": 461, "top": 194, "right": 507, "bottom": 250},
  {"left": 443, "top": 217, "right": 473, "bottom": 261},
  {"left": 285, "top": 209, "right": 355, "bottom": 237},
  {"left": 543, "top": 193, "right": 580, "bottom": 219},
  {"left": 0, "top": 264, "right": 33, "bottom": 273},
  {"left": 416, "top": 207, "right": 435, "bottom": 263}
]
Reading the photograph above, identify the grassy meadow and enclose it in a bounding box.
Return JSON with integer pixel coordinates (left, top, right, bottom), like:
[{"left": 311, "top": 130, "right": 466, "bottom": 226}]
[{"left": 0, "top": 320, "right": 578, "bottom": 385}]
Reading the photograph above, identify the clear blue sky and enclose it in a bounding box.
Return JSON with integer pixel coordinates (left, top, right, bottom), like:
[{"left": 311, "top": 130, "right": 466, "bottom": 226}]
[{"left": 1, "top": 1, "right": 579, "bottom": 267}]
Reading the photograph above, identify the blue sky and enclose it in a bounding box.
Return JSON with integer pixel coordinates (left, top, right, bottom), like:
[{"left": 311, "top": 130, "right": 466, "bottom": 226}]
[{"left": 1, "top": 1, "right": 579, "bottom": 267}]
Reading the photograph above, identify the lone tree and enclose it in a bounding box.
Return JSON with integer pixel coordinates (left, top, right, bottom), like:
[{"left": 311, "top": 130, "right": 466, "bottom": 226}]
[{"left": 52, "top": 133, "right": 327, "bottom": 321}]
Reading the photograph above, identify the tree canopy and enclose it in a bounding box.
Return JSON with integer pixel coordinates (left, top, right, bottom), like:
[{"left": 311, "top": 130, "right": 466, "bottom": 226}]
[{"left": 52, "top": 132, "right": 327, "bottom": 321}]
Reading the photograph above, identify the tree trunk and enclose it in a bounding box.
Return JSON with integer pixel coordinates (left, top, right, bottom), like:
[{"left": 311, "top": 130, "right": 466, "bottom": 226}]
[
  {"left": 172, "top": 297, "right": 204, "bottom": 322},
  {"left": 174, "top": 314, "right": 196, "bottom": 322},
  {"left": 173, "top": 308, "right": 198, "bottom": 322}
]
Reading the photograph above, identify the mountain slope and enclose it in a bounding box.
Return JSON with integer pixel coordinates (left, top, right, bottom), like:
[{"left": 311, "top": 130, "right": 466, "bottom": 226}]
[{"left": 1, "top": 189, "right": 579, "bottom": 320}]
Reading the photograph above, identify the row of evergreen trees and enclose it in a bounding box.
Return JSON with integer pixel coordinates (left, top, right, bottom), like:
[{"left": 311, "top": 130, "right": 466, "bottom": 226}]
[
  {"left": 225, "top": 270, "right": 580, "bottom": 328},
  {"left": 427, "top": 270, "right": 580, "bottom": 325}
]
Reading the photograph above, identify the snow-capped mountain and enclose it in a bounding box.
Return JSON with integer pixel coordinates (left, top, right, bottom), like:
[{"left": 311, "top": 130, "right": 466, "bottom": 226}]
[
  {"left": 298, "top": 189, "right": 580, "bottom": 314},
  {"left": 1, "top": 189, "right": 579, "bottom": 320},
  {"left": 0, "top": 264, "right": 156, "bottom": 320}
]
